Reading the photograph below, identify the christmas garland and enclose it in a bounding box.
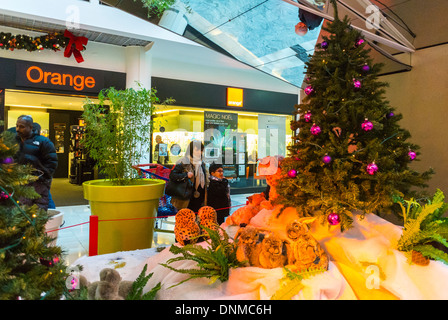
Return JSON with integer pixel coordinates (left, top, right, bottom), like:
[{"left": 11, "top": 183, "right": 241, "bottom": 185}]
[{"left": 0, "top": 29, "right": 88, "bottom": 63}]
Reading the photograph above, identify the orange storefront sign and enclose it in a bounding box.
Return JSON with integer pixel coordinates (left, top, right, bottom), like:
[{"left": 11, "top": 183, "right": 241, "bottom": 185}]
[
  {"left": 25, "top": 65, "right": 96, "bottom": 91},
  {"left": 227, "top": 87, "right": 243, "bottom": 107},
  {"left": 16, "top": 61, "right": 104, "bottom": 93}
]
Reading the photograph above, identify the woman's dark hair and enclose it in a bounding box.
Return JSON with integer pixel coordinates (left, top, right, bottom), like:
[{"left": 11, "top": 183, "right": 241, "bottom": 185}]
[{"left": 188, "top": 140, "right": 204, "bottom": 158}]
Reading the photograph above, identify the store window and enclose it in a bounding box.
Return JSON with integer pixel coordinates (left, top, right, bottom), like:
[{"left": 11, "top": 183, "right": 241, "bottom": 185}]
[{"left": 152, "top": 105, "right": 293, "bottom": 194}]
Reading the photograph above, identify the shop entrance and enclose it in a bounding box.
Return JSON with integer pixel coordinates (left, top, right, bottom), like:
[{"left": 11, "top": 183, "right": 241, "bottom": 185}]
[{"left": 4, "top": 90, "right": 93, "bottom": 179}]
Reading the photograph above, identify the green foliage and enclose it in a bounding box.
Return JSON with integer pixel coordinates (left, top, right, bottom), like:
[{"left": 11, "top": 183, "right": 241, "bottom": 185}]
[
  {"left": 126, "top": 264, "right": 161, "bottom": 300},
  {"left": 0, "top": 129, "right": 67, "bottom": 300},
  {"left": 160, "top": 226, "right": 245, "bottom": 287},
  {"left": 82, "top": 84, "right": 174, "bottom": 185},
  {"left": 396, "top": 189, "right": 448, "bottom": 264},
  {"left": 271, "top": 266, "right": 326, "bottom": 300},
  {"left": 276, "top": 2, "right": 433, "bottom": 230},
  {"left": 135, "top": 0, "right": 176, "bottom": 18}
]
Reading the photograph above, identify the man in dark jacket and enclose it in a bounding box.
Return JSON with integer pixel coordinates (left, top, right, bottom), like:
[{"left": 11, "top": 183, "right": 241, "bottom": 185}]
[{"left": 14, "top": 115, "right": 58, "bottom": 211}]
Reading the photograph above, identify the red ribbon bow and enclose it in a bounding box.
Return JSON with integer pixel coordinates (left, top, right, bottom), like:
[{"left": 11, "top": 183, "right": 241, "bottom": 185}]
[{"left": 64, "top": 29, "right": 88, "bottom": 63}]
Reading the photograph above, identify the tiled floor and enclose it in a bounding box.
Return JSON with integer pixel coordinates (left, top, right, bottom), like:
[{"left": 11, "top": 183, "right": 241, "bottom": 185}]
[{"left": 54, "top": 193, "right": 252, "bottom": 266}]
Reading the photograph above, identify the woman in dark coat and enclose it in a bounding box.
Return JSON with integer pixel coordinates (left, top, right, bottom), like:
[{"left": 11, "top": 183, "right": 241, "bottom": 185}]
[{"left": 169, "top": 140, "right": 208, "bottom": 213}]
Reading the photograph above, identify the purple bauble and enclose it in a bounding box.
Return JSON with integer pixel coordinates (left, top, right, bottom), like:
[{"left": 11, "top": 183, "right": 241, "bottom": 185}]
[
  {"left": 304, "top": 111, "right": 312, "bottom": 122},
  {"left": 355, "top": 38, "right": 365, "bottom": 47},
  {"left": 386, "top": 112, "right": 395, "bottom": 119},
  {"left": 327, "top": 212, "right": 341, "bottom": 226},
  {"left": 2, "top": 157, "right": 13, "bottom": 164},
  {"left": 304, "top": 85, "right": 314, "bottom": 95},
  {"left": 408, "top": 150, "right": 417, "bottom": 161},
  {"left": 310, "top": 124, "right": 321, "bottom": 135},
  {"left": 288, "top": 169, "right": 297, "bottom": 178},
  {"left": 361, "top": 118, "right": 373, "bottom": 131},
  {"left": 362, "top": 64, "right": 370, "bottom": 72},
  {"left": 353, "top": 78, "right": 362, "bottom": 89},
  {"left": 322, "top": 154, "right": 332, "bottom": 164},
  {"left": 320, "top": 41, "right": 328, "bottom": 49},
  {"left": 366, "top": 162, "right": 379, "bottom": 175}
]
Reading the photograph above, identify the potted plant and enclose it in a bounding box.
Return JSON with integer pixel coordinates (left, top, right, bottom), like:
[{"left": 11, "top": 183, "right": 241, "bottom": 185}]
[{"left": 82, "top": 84, "right": 174, "bottom": 254}]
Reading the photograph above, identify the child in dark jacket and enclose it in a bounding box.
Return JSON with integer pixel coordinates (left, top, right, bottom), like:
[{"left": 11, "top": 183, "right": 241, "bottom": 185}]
[{"left": 207, "top": 163, "right": 231, "bottom": 225}]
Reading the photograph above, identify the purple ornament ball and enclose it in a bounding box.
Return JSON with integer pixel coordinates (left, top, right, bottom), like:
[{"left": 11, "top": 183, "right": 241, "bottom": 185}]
[
  {"left": 2, "top": 157, "right": 14, "bottom": 164},
  {"left": 366, "top": 162, "right": 378, "bottom": 175},
  {"left": 287, "top": 169, "right": 297, "bottom": 178},
  {"left": 310, "top": 124, "right": 321, "bottom": 135},
  {"left": 327, "top": 212, "right": 341, "bottom": 226},
  {"left": 362, "top": 64, "right": 370, "bottom": 72},
  {"left": 386, "top": 112, "right": 395, "bottom": 119},
  {"left": 408, "top": 150, "right": 417, "bottom": 161},
  {"left": 322, "top": 154, "right": 332, "bottom": 164},
  {"left": 320, "top": 41, "right": 328, "bottom": 49}
]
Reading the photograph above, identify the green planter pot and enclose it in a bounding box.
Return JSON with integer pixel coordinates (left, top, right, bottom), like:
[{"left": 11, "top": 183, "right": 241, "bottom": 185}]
[{"left": 83, "top": 179, "right": 166, "bottom": 255}]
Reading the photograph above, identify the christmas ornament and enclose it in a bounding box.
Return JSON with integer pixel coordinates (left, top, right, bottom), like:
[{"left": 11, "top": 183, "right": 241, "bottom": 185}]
[
  {"left": 320, "top": 41, "right": 328, "bottom": 49},
  {"left": 355, "top": 38, "right": 365, "bottom": 47},
  {"left": 361, "top": 118, "right": 373, "bottom": 131},
  {"left": 304, "top": 111, "right": 312, "bottom": 122},
  {"left": 362, "top": 64, "right": 370, "bottom": 72},
  {"left": 327, "top": 212, "right": 341, "bottom": 225},
  {"left": 386, "top": 112, "right": 394, "bottom": 119},
  {"left": 0, "top": 191, "right": 9, "bottom": 200},
  {"left": 63, "top": 29, "right": 88, "bottom": 63},
  {"left": 2, "top": 157, "right": 13, "bottom": 164},
  {"left": 353, "top": 78, "right": 362, "bottom": 89},
  {"left": 322, "top": 154, "right": 332, "bottom": 164},
  {"left": 366, "top": 162, "right": 378, "bottom": 175},
  {"left": 287, "top": 169, "right": 297, "bottom": 178},
  {"left": 304, "top": 85, "right": 314, "bottom": 95},
  {"left": 408, "top": 150, "right": 417, "bottom": 161},
  {"left": 310, "top": 124, "right": 321, "bottom": 135}
]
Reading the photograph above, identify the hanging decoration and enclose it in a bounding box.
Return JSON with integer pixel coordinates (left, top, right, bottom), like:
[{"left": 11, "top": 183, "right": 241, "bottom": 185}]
[
  {"left": 361, "top": 118, "right": 374, "bottom": 131},
  {"left": 408, "top": 150, "right": 417, "bottom": 161},
  {"left": 310, "top": 124, "right": 321, "bottom": 135},
  {"left": 63, "top": 29, "right": 88, "bottom": 63},
  {"left": 0, "top": 29, "right": 88, "bottom": 63},
  {"left": 304, "top": 111, "right": 312, "bottom": 122},
  {"left": 304, "top": 85, "right": 315, "bottom": 96},
  {"left": 366, "top": 162, "right": 379, "bottom": 175}
]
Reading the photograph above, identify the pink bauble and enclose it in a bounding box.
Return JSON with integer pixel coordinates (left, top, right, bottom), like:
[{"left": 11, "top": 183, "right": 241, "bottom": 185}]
[
  {"left": 361, "top": 119, "right": 373, "bottom": 131},
  {"left": 322, "top": 154, "right": 332, "bottom": 164},
  {"left": 310, "top": 124, "right": 321, "bottom": 135},
  {"left": 288, "top": 169, "right": 297, "bottom": 178},
  {"left": 304, "top": 85, "right": 314, "bottom": 95},
  {"left": 304, "top": 111, "right": 312, "bottom": 122},
  {"left": 327, "top": 212, "right": 341, "bottom": 225},
  {"left": 408, "top": 150, "right": 417, "bottom": 161},
  {"left": 353, "top": 79, "right": 362, "bottom": 89},
  {"left": 366, "top": 162, "right": 378, "bottom": 175}
]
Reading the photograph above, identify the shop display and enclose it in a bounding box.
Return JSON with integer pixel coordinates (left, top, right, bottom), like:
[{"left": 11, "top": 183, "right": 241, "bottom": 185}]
[
  {"left": 41, "top": 1, "right": 448, "bottom": 301},
  {"left": 174, "top": 208, "right": 201, "bottom": 246}
]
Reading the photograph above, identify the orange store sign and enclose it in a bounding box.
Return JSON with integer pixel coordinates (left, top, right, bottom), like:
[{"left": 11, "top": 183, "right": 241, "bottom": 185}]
[
  {"left": 227, "top": 87, "right": 243, "bottom": 107},
  {"left": 16, "top": 61, "right": 103, "bottom": 93}
]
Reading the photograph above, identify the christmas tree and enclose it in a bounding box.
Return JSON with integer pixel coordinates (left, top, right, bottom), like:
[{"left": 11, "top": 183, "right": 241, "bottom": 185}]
[
  {"left": 276, "top": 1, "right": 433, "bottom": 231},
  {"left": 0, "top": 130, "right": 67, "bottom": 299}
]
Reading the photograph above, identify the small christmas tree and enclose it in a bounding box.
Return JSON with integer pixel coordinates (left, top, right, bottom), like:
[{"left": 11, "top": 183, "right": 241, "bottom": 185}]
[
  {"left": 0, "top": 130, "right": 67, "bottom": 300},
  {"left": 276, "top": 1, "right": 433, "bottom": 231}
]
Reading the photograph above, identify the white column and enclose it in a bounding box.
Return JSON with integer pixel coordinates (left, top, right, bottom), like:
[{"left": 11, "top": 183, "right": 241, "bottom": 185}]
[
  {"left": 124, "top": 45, "right": 154, "bottom": 164},
  {"left": 125, "top": 44, "right": 153, "bottom": 89}
]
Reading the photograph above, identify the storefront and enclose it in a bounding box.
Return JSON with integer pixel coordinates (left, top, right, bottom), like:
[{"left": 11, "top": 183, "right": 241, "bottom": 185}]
[
  {"left": 0, "top": 57, "right": 126, "bottom": 181},
  {"left": 151, "top": 77, "right": 298, "bottom": 194}
]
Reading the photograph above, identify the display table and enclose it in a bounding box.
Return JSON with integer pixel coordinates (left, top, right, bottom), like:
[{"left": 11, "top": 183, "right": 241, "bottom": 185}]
[{"left": 72, "top": 204, "right": 448, "bottom": 300}]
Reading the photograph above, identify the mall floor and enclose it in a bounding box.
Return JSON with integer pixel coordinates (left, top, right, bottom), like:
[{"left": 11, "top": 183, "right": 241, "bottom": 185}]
[{"left": 50, "top": 179, "right": 253, "bottom": 266}]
